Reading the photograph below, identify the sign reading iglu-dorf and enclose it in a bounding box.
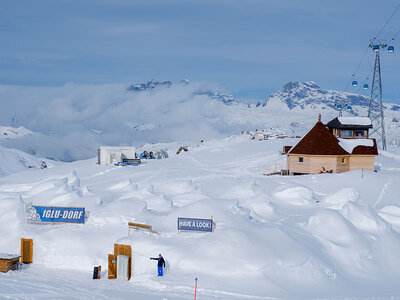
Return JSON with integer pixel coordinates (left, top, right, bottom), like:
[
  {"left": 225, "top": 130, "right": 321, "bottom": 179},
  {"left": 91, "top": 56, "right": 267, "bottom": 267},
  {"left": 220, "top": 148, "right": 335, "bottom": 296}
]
[
  {"left": 27, "top": 205, "right": 85, "bottom": 224},
  {"left": 178, "top": 217, "right": 213, "bottom": 232}
]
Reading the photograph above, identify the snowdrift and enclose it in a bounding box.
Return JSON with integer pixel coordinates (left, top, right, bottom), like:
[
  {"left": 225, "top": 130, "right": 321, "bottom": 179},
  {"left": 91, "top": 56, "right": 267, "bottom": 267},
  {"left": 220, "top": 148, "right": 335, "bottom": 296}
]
[{"left": 1, "top": 136, "right": 400, "bottom": 298}]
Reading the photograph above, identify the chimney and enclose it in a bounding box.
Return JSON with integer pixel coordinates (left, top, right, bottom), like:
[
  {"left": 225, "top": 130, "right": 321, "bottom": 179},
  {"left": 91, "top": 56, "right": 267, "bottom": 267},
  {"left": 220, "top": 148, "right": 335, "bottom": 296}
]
[{"left": 318, "top": 114, "right": 321, "bottom": 122}]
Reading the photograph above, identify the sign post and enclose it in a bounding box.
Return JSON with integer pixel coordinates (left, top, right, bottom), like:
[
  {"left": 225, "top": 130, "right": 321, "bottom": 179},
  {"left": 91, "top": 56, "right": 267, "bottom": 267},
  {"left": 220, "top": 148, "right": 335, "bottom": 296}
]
[
  {"left": 177, "top": 217, "right": 214, "bottom": 233},
  {"left": 27, "top": 205, "right": 85, "bottom": 224}
]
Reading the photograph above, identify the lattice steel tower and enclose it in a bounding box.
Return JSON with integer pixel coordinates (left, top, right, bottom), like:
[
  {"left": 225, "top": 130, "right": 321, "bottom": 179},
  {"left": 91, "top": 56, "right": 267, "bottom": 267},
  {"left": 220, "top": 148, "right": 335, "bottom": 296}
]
[{"left": 368, "top": 40, "right": 387, "bottom": 150}]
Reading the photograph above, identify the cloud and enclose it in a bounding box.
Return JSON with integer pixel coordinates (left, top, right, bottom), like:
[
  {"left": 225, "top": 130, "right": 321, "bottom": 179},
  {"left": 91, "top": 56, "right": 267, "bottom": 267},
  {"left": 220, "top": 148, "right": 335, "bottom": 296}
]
[{"left": 0, "top": 81, "right": 269, "bottom": 161}]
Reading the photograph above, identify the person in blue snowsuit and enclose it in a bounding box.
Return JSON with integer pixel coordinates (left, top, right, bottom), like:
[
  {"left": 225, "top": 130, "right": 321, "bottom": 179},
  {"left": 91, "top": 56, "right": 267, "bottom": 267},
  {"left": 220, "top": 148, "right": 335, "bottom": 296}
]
[
  {"left": 150, "top": 254, "right": 165, "bottom": 276},
  {"left": 148, "top": 151, "right": 155, "bottom": 159},
  {"left": 139, "top": 151, "right": 148, "bottom": 159}
]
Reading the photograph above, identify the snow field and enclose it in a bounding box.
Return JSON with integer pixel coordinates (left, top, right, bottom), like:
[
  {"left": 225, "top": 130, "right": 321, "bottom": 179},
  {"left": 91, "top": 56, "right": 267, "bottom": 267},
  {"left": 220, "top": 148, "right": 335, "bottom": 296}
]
[{"left": 1, "top": 135, "right": 400, "bottom": 298}]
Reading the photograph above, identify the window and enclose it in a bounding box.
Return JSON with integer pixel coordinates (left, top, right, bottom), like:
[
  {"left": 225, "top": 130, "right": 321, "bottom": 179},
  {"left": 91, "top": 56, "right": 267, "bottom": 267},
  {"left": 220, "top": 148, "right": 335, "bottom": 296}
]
[
  {"left": 299, "top": 157, "right": 303, "bottom": 163},
  {"left": 340, "top": 130, "right": 353, "bottom": 138},
  {"left": 341, "top": 158, "right": 346, "bottom": 164},
  {"left": 354, "top": 130, "right": 367, "bottom": 138}
]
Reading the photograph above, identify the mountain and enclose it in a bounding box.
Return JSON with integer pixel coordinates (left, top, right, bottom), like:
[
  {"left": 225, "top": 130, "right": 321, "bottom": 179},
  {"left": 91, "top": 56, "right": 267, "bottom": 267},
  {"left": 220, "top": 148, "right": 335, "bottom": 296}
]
[
  {"left": 261, "top": 81, "right": 400, "bottom": 146},
  {"left": 1, "top": 80, "right": 400, "bottom": 161},
  {"left": 0, "top": 145, "right": 49, "bottom": 176},
  {"left": 127, "top": 79, "right": 172, "bottom": 91},
  {"left": 263, "top": 81, "right": 370, "bottom": 110},
  {"left": 0, "top": 126, "right": 33, "bottom": 140},
  {"left": 127, "top": 79, "right": 239, "bottom": 105}
]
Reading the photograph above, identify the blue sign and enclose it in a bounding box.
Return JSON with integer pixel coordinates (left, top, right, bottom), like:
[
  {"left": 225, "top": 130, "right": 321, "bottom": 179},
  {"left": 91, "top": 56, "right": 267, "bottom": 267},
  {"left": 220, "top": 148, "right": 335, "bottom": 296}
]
[
  {"left": 177, "top": 218, "right": 213, "bottom": 232},
  {"left": 27, "top": 205, "right": 85, "bottom": 224}
]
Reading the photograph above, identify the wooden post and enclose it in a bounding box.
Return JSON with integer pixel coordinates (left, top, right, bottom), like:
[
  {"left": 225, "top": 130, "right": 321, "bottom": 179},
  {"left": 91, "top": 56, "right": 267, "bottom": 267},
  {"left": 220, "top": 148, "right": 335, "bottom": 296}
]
[{"left": 21, "top": 238, "right": 33, "bottom": 264}]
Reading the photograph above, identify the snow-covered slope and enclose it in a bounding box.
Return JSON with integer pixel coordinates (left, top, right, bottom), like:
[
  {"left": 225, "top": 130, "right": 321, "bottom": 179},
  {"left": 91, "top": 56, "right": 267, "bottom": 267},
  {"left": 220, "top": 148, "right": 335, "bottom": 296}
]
[
  {"left": 0, "top": 145, "right": 49, "bottom": 176},
  {"left": 1, "top": 80, "right": 400, "bottom": 161},
  {"left": 1, "top": 136, "right": 400, "bottom": 299},
  {"left": 0, "top": 126, "right": 32, "bottom": 140}
]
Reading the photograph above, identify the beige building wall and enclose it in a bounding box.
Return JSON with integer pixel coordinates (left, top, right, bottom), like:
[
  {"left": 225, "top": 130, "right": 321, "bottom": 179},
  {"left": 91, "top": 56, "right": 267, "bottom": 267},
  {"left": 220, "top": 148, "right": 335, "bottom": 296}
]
[
  {"left": 287, "top": 154, "right": 375, "bottom": 174},
  {"left": 288, "top": 155, "right": 338, "bottom": 174},
  {"left": 335, "top": 156, "right": 350, "bottom": 173},
  {"left": 349, "top": 155, "right": 375, "bottom": 171}
]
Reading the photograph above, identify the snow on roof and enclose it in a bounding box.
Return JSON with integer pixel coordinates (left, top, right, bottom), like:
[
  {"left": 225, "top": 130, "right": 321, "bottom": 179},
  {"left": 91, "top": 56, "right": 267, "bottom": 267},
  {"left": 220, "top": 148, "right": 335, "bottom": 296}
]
[
  {"left": 337, "top": 117, "right": 371, "bottom": 126},
  {"left": 338, "top": 138, "right": 374, "bottom": 154},
  {"left": 0, "top": 253, "right": 20, "bottom": 260}
]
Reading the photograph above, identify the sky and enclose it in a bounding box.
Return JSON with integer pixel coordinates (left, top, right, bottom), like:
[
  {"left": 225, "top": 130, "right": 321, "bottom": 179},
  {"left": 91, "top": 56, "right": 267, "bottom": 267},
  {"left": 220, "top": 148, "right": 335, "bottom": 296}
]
[{"left": 1, "top": 0, "right": 400, "bottom": 102}]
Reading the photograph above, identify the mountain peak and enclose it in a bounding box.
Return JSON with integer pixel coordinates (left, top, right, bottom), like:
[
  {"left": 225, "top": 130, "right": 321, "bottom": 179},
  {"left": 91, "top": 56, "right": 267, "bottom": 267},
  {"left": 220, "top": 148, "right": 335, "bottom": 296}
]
[
  {"left": 282, "top": 81, "right": 320, "bottom": 92},
  {"left": 265, "top": 81, "right": 369, "bottom": 110}
]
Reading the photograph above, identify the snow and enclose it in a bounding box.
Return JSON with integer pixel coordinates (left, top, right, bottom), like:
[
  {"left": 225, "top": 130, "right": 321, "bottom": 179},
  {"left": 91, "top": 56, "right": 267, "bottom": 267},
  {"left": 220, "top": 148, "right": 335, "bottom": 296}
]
[
  {"left": 0, "top": 253, "right": 20, "bottom": 259},
  {"left": 337, "top": 117, "right": 372, "bottom": 126},
  {"left": 0, "top": 126, "right": 32, "bottom": 140},
  {"left": 338, "top": 138, "right": 374, "bottom": 153},
  {"left": 1, "top": 136, "right": 400, "bottom": 298},
  {"left": 2, "top": 80, "right": 400, "bottom": 162},
  {"left": 0, "top": 145, "right": 54, "bottom": 177}
]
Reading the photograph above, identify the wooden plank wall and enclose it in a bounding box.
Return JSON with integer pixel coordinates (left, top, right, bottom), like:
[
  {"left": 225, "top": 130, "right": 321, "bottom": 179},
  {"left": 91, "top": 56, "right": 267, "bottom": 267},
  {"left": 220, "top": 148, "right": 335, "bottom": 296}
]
[
  {"left": 108, "top": 254, "right": 117, "bottom": 279},
  {"left": 21, "top": 238, "right": 33, "bottom": 264},
  {"left": 114, "top": 244, "right": 132, "bottom": 280},
  {"left": 0, "top": 257, "right": 20, "bottom": 273},
  {"left": 349, "top": 156, "right": 375, "bottom": 171},
  {"left": 288, "top": 154, "right": 375, "bottom": 174},
  {"left": 288, "top": 155, "right": 337, "bottom": 174}
]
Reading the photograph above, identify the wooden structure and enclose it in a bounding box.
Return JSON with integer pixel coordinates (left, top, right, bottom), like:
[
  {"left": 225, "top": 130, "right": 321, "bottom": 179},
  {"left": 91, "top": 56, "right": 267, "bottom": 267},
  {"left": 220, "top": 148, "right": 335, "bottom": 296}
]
[
  {"left": 287, "top": 115, "right": 378, "bottom": 175},
  {"left": 108, "top": 244, "right": 132, "bottom": 280},
  {"left": 21, "top": 238, "right": 33, "bottom": 264},
  {"left": 0, "top": 254, "right": 20, "bottom": 273},
  {"left": 128, "top": 222, "right": 154, "bottom": 236},
  {"left": 108, "top": 254, "right": 117, "bottom": 279},
  {"left": 326, "top": 117, "right": 372, "bottom": 139}
]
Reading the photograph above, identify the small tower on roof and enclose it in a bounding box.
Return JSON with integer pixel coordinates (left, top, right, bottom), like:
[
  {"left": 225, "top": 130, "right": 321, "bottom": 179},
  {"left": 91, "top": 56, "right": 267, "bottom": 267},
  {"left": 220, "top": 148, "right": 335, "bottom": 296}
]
[{"left": 326, "top": 117, "right": 372, "bottom": 139}]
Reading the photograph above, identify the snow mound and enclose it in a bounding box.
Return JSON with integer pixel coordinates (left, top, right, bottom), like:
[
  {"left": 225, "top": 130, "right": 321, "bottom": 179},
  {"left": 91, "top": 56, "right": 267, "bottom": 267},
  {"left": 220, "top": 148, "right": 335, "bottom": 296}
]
[
  {"left": 323, "top": 187, "right": 359, "bottom": 209},
  {"left": 271, "top": 183, "right": 315, "bottom": 206}
]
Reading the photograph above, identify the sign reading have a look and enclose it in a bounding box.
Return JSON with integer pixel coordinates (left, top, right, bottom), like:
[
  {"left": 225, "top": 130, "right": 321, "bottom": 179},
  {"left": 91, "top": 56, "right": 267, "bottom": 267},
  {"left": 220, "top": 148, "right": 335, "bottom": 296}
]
[
  {"left": 27, "top": 205, "right": 85, "bottom": 224},
  {"left": 177, "top": 217, "right": 213, "bottom": 232}
]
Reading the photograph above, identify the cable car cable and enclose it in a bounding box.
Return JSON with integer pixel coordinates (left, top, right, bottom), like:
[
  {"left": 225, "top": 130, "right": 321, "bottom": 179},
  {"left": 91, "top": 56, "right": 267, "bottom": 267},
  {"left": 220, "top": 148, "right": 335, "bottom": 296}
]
[
  {"left": 374, "top": 2, "right": 400, "bottom": 39},
  {"left": 344, "top": 46, "right": 370, "bottom": 91}
]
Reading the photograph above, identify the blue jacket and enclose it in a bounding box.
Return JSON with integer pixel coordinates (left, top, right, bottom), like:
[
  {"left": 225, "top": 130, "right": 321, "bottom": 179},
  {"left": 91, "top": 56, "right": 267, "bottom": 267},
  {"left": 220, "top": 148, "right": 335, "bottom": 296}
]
[{"left": 139, "top": 152, "right": 148, "bottom": 159}]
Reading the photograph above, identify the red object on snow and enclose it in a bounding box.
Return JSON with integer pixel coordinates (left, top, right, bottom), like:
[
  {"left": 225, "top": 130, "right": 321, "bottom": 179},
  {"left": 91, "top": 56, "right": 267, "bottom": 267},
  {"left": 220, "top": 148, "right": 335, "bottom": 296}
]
[{"left": 194, "top": 278, "right": 198, "bottom": 300}]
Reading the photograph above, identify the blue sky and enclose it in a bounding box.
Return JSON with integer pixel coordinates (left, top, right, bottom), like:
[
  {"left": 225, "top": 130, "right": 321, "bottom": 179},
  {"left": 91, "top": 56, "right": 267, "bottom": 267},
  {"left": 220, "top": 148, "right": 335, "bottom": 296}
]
[{"left": 1, "top": 0, "right": 400, "bottom": 102}]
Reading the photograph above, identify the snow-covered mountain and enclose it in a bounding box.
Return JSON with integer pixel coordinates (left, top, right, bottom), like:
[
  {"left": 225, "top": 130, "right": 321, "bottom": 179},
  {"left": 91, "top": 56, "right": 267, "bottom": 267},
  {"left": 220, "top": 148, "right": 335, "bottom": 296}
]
[
  {"left": 127, "top": 79, "right": 239, "bottom": 105},
  {"left": 261, "top": 81, "right": 400, "bottom": 146},
  {"left": 0, "top": 145, "right": 49, "bottom": 176},
  {"left": 0, "top": 80, "right": 400, "bottom": 161},
  {"left": 0, "top": 126, "right": 33, "bottom": 140},
  {"left": 264, "top": 81, "right": 370, "bottom": 110}
]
